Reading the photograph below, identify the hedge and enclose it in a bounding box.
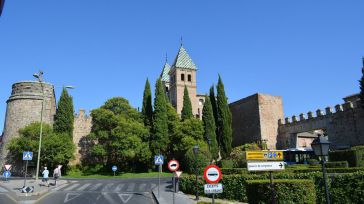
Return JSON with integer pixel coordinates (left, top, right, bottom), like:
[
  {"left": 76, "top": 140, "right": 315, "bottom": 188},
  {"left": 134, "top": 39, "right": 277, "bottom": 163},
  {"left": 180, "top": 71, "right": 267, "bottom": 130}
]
[
  {"left": 220, "top": 167, "right": 364, "bottom": 175},
  {"left": 180, "top": 171, "right": 364, "bottom": 203},
  {"left": 324, "top": 161, "right": 348, "bottom": 168},
  {"left": 246, "top": 179, "right": 316, "bottom": 204},
  {"left": 329, "top": 147, "right": 364, "bottom": 167}
]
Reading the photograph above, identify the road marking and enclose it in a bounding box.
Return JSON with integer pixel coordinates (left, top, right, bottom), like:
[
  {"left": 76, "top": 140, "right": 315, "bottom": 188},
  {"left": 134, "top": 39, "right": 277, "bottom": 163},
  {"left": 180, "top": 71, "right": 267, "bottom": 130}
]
[
  {"left": 64, "top": 193, "right": 81, "bottom": 203},
  {"left": 113, "top": 183, "right": 125, "bottom": 192},
  {"left": 118, "top": 193, "right": 133, "bottom": 203},
  {"left": 126, "top": 183, "right": 135, "bottom": 191},
  {"left": 88, "top": 183, "right": 103, "bottom": 191},
  {"left": 63, "top": 184, "right": 81, "bottom": 191},
  {"left": 77, "top": 183, "right": 91, "bottom": 191},
  {"left": 102, "top": 183, "right": 114, "bottom": 191},
  {"left": 0, "top": 187, "right": 8, "bottom": 192},
  {"left": 138, "top": 183, "right": 146, "bottom": 191},
  {"left": 150, "top": 183, "right": 156, "bottom": 189},
  {"left": 102, "top": 192, "right": 117, "bottom": 204}
]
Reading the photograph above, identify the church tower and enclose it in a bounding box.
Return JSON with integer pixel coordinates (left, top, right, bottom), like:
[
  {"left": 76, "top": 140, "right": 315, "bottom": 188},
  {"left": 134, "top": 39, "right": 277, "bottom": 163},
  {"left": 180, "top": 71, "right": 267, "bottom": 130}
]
[{"left": 168, "top": 45, "right": 200, "bottom": 117}]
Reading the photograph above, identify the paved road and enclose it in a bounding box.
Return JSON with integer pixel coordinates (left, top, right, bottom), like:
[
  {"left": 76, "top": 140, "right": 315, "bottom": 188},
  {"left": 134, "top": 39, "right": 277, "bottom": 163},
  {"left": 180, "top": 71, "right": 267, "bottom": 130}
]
[
  {"left": 0, "top": 186, "right": 17, "bottom": 204},
  {"left": 36, "top": 178, "right": 165, "bottom": 204}
]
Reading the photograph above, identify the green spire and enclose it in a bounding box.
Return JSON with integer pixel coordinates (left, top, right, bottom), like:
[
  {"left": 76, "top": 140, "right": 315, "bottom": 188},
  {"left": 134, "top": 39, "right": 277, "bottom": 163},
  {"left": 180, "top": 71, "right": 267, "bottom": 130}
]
[{"left": 171, "top": 45, "right": 197, "bottom": 70}]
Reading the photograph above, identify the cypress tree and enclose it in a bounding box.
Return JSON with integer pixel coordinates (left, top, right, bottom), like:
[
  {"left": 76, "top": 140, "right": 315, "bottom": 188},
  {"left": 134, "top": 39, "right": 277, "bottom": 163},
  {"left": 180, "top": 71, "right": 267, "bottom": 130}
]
[
  {"left": 181, "top": 86, "right": 193, "bottom": 120},
  {"left": 202, "top": 95, "right": 219, "bottom": 159},
  {"left": 209, "top": 86, "right": 218, "bottom": 124},
  {"left": 217, "top": 75, "right": 233, "bottom": 158},
  {"left": 151, "top": 78, "right": 169, "bottom": 155},
  {"left": 142, "top": 78, "right": 153, "bottom": 126},
  {"left": 360, "top": 58, "right": 364, "bottom": 108},
  {"left": 53, "top": 87, "right": 74, "bottom": 138}
]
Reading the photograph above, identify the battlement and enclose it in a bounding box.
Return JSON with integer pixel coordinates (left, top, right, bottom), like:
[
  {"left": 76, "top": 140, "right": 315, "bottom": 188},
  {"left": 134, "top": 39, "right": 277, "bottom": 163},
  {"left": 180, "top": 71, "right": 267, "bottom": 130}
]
[
  {"left": 74, "top": 109, "right": 91, "bottom": 120},
  {"left": 278, "top": 100, "right": 359, "bottom": 126}
]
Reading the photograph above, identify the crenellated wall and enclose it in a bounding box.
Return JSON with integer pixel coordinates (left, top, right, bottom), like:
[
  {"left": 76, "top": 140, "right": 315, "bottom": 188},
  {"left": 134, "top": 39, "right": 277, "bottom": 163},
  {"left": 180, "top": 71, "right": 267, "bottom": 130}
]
[{"left": 278, "top": 97, "right": 364, "bottom": 150}]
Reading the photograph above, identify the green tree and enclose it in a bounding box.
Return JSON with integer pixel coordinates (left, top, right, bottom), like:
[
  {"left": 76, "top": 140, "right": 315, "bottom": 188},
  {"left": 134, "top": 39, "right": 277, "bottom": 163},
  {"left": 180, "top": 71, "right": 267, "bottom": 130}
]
[
  {"left": 7, "top": 123, "right": 75, "bottom": 170},
  {"left": 142, "top": 78, "right": 153, "bottom": 126},
  {"left": 360, "top": 59, "right": 364, "bottom": 108},
  {"left": 53, "top": 88, "right": 74, "bottom": 138},
  {"left": 209, "top": 85, "right": 218, "bottom": 128},
  {"left": 217, "top": 75, "right": 233, "bottom": 158},
  {"left": 202, "top": 95, "right": 219, "bottom": 159},
  {"left": 181, "top": 86, "right": 193, "bottom": 120},
  {"left": 151, "top": 78, "right": 169, "bottom": 155},
  {"left": 166, "top": 102, "right": 179, "bottom": 158}
]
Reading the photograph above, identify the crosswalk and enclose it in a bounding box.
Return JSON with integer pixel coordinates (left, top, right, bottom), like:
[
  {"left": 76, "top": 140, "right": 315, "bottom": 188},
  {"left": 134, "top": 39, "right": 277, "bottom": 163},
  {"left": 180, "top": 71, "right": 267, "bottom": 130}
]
[{"left": 54, "top": 182, "right": 157, "bottom": 193}]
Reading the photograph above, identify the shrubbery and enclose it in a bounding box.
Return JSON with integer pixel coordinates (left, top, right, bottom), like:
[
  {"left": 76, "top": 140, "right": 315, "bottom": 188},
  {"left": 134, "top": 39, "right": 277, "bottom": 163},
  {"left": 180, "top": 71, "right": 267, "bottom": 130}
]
[
  {"left": 329, "top": 146, "right": 364, "bottom": 167},
  {"left": 246, "top": 179, "right": 316, "bottom": 204},
  {"left": 325, "top": 161, "right": 348, "bottom": 168}
]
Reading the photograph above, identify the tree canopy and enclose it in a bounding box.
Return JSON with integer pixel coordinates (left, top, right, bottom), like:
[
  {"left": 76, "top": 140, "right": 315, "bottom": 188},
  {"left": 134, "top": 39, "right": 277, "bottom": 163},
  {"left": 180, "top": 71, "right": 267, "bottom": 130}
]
[
  {"left": 142, "top": 78, "right": 153, "bottom": 126},
  {"left": 202, "top": 95, "right": 219, "bottom": 159},
  {"left": 360, "top": 61, "right": 364, "bottom": 108},
  {"left": 53, "top": 88, "right": 74, "bottom": 138},
  {"left": 181, "top": 86, "right": 193, "bottom": 120}
]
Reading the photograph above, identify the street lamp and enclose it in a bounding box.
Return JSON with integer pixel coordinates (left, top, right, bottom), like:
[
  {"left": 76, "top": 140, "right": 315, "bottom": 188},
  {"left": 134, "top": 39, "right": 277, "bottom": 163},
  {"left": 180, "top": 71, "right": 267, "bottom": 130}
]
[
  {"left": 193, "top": 145, "right": 199, "bottom": 200},
  {"left": 34, "top": 71, "right": 45, "bottom": 181},
  {"left": 311, "top": 134, "right": 331, "bottom": 204}
]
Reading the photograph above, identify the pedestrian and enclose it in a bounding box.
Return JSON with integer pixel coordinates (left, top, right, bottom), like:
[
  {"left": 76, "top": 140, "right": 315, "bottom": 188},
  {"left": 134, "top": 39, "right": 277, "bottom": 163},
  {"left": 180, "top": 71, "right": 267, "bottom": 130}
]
[
  {"left": 42, "top": 167, "right": 49, "bottom": 187},
  {"left": 53, "top": 165, "right": 62, "bottom": 186}
]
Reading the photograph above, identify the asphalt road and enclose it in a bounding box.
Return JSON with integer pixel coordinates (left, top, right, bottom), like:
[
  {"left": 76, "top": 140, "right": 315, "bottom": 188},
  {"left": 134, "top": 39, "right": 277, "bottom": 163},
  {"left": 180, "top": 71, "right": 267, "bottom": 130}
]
[
  {"left": 35, "top": 178, "right": 167, "bottom": 204},
  {"left": 0, "top": 194, "right": 17, "bottom": 204}
]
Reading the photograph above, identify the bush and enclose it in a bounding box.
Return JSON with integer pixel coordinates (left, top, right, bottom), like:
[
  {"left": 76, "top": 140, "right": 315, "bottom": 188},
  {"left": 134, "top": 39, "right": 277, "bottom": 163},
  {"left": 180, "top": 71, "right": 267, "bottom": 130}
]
[
  {"left": 329, "top": 171, "right": 364, "bottom": 203},
  {"left": 246, "top": 179, "right": 316, "bottom": 204},
  {"left": 183, "top": 147, "right": 211, "bottom": 174},
  {"left": 329, "top": 147, "right": 364, "bottom": 167},
  {"left": 325, "top": 161, "right": 348, "bottom": 168},
  {"left": 292, "top": 167, "right": 364, "bottom": 174},
  {"left": 221, "top": 168, "right": 248, "bottom": 175},
  {"left": 307, "top": 159, "right": 319, "bottom": 166},
  {"left": 219, "top": 159, "right": 234, "bottom": 168},
  {"left": 229, "top": 146, "right": 247, "bottom": 168}
]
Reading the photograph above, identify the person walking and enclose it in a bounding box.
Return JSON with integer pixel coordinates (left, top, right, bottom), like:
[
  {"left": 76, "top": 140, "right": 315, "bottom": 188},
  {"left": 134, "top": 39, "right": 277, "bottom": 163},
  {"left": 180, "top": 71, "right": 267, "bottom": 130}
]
[
  {"left": 42, "top": 167, "right": 50, "bottom": 187},
  {"left": 53, "top": 165, "right": 62, "bottom": 186}
]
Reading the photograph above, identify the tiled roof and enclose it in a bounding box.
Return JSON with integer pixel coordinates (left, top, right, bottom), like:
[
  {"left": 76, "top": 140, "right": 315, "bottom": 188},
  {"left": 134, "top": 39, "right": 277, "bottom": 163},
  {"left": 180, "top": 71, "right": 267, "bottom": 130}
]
[
  {"left": 172, "top": 46, "right": 197, "bottom": 70},
  {"left": 160, "top": 62, "right": 171, "bottom": 82}
]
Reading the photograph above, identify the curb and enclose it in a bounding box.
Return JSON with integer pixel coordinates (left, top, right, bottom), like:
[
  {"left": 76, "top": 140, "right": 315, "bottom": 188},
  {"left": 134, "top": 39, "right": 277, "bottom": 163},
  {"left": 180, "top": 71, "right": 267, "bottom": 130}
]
[{"left": 151, "top": 187, "right": 160, "bottom": 204}]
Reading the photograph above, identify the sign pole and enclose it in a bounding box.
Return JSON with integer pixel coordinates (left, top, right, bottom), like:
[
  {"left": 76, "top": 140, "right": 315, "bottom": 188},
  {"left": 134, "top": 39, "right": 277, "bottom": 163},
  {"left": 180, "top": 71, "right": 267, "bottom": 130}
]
[
  {"left": 269, "top": 171, "right": 277, "bottom": 204},
  {"left": 212, "top": 193, "right": 215, "bottom": 204},
  {"left": 158, "top": 164, "right": 161, "bottom": 198},
  {"left": 172, "top": 173, "right": 175, "bottom": 204},
  {"left": 23, "top": 160, "right": 28, "bottom": 187}
]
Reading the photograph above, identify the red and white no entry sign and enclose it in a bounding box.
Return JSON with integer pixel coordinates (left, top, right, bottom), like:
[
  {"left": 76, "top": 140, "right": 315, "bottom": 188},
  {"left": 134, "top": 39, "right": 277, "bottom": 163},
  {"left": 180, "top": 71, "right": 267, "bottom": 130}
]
[
  {"left": 203, "top": 165, "right": 222, "bottom": 184},
  {"left": 168, "top": 160, "right": 180, "bottom": 172}
]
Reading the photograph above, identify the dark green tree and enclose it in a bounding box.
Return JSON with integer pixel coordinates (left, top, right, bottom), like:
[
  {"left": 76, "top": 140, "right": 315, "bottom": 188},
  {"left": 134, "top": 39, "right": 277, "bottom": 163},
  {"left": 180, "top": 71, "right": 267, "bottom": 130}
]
[
  {"left": 209, "top": 85, "right": 218, "bottom": 126},
  {"left": 360, "top": 58, "right": 364, "bottom": 108},
  {"left": 166, "top": 102, "right": 179, "bottom": 158},
  {"left": 142, "top": 78, "right": 153, "bottom": 126},
  {"left": 181, "top": 86, "right": 193, "bottom": 120},
  {"left": 217, "top": 75, "right": 233, "bottom": 158},
  {"left": 53, "top": 88, "right": 74, "bottom": 138},
  {"left": 151, "top": 78, "right": 169, "bottom": 155},
  {"left": 202, "top": 95, "right": 219, "bottom": 159}
]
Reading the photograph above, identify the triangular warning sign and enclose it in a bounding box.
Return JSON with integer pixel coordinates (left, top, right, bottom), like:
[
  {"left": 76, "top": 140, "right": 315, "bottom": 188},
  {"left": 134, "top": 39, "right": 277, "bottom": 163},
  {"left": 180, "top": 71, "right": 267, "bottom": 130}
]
[
  {"left": 175, "top": 171, "right": 183, "bottom": 178},
  {"left": 4, "top": 165, "right": 11, "bottom": 171},
  {"left": 118, "top": 194, "right": 133, "bottom": 203},
  {"left": 64, "top": 193, "right": 81, "bottom": 203}
]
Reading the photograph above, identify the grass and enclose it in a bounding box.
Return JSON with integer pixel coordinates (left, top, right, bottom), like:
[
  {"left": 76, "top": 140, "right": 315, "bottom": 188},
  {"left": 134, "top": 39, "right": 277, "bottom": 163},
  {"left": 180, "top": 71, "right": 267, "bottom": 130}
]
[{"left": 64, "top": 168, "right": 173, "bottom": 179}]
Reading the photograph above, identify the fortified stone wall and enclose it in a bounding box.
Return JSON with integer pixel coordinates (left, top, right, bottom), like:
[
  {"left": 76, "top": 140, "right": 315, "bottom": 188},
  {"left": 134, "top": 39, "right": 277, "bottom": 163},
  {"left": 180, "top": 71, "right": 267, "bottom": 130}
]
[
  {"left": 0, "top": 81, "right": 56, "bottom": 164},
  {"left": 70, "top": 109, "right": 92, "bottom": 165},
  {"left": 278, "top": 96, "right": 364, "bottom": 150},
  {"left": 229, "top": 93, "right": 284, "bottom": 149}
]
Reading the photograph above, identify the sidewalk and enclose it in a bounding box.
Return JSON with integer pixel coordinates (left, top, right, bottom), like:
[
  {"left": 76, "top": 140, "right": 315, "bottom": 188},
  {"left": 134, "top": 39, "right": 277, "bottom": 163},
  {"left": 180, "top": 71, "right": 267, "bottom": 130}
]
[
  {"left": 186, "top": 194, "right": 247, "bottom": 204},
  {"left": 0, "top": 178, "right": 68, "bottom": 198},
  {"left": 152, "top": 179, "right": 193, "bottom": 204}
]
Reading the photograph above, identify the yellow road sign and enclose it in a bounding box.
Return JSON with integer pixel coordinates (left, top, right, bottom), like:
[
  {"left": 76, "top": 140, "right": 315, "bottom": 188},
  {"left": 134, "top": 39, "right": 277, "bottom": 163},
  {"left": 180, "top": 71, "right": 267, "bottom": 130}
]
[{"left": 246, "top": 151, "right": 284, "bottom": 161}]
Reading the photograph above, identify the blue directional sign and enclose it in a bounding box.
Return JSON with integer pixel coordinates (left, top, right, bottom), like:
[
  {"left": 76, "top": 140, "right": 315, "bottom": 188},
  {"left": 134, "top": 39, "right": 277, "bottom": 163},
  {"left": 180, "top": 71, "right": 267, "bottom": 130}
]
[
  {"left": 154, "top": 155, "right": 164, "bottom": 165},
  {"left": 22, "top": 152, "right": 33, "bottom": 161},
  {"left": 112, "top": 166, "right": 117, "bottom": 172},
  {"left": 273, "top": 152, "right": 277, "bottom": 158},
  {"left": 268, "top": 152, "right": 273, "bottom": 158},
  {"left": 3, "top": 171, "right": 11, "bottom": 178}
]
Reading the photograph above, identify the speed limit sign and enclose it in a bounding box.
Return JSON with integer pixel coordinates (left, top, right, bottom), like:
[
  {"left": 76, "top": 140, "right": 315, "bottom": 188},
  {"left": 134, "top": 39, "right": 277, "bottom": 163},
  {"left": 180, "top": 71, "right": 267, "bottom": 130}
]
[
  {"left": 168, "top": 160, "right": 180, "bottom": 172},
  {"left": 203, "top": 165, "right": 222, "bottom": 184}
]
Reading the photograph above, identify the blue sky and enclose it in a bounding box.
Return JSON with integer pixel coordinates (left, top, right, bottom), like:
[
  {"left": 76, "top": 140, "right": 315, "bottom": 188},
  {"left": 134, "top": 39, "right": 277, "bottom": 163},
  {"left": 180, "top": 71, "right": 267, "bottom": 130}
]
[{"left": 0, "top": 1, "right": 363, "bottom": 133}]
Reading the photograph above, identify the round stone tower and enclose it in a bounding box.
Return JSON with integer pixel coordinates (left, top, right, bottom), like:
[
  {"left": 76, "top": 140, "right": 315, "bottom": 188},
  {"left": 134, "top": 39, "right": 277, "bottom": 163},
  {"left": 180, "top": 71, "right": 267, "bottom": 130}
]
[{"left": 1, "top": 81, "right": 56, "bottom": 164}]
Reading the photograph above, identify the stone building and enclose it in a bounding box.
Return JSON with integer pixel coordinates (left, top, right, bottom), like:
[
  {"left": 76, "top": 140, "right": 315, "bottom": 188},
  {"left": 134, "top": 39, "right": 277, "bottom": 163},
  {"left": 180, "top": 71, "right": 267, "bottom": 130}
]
[
  {"left": 161, "top": 45, "right": 205, "bottom": 119},
  {"left": 0, "top": 81, "right": 57, "bottom": 165}
]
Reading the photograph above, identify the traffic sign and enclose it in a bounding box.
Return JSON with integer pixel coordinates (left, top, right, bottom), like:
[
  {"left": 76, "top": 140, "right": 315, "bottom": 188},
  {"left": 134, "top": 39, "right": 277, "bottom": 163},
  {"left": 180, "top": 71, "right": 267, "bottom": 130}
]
[
  {"left": 22, "top": 152, "right": 33, "bottom": 161},
  {"left": 246, "top": 151, "right": 284, "bottom": 161},
  {"left": 4, "top": 165, "right": 11, "bottom": 171},
  {"left": 204, "top": 183, "right": 223, "bottom": 194},
  {"left": 203, "top": 165, "right": 222, "bottom": 184},
  {"left": 167, "top": 160, "right": 180, "bottom": 172},
  {"left": 112, "top": 166, "right": 117, "bottom": 172},
  {"left": 175, "top": 171, "right": 183, "bottom": 178},
  {"left": 3, "top": 171, "right": 11, "bottom": 178},
  {"left": 154, "top": 155, "right": 164, "bottom": 165},
  {"left": 247, "top": 161, "right": 285, "bottom": 171}
]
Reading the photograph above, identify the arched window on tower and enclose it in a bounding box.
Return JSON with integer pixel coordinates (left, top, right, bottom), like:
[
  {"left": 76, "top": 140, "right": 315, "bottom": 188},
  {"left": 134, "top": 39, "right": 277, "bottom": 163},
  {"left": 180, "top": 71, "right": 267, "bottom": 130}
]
[
  {"left": 188, "top": 74, "right": 191, "bottom": 82},
  {"left": 181, "top": 74, "right": 185, "bottom": 81}
]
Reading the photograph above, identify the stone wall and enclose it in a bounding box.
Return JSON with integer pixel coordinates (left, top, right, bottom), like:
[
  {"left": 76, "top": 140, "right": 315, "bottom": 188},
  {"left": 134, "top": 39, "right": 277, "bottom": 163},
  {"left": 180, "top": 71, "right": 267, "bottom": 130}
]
[
  {"left": 1, "top": 81, "right": 56, "bottom": 164},
  {"left": 70, "top": 109, "right": 92, "bottom": 165}
]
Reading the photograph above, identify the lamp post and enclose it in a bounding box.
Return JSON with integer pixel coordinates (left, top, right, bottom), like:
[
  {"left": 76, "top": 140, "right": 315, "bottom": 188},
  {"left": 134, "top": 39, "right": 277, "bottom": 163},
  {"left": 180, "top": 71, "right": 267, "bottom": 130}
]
[
  {"left": 193, "top": 145, "right": 199, "bottom": 201},
  {"left": 311, "top": 135, "right": 331, "bottom": 204}
]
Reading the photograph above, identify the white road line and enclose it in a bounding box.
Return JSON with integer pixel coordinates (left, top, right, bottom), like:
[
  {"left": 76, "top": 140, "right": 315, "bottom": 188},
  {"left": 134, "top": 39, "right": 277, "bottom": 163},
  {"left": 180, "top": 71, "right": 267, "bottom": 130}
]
[
  {"left": 150, "top": 183, "right": 156, "bottom": 189},
  {"left": 77, "top": 183, "right": 91, "bottom": 191},
  {"left": 102, "top": 192, "right": 117, "bottom": 204},
  {"left": 138, "top": 183, "right": 147, "bottom": 191},
  {"left": 0, "top": 187, "right": 8, "bottom": 192},
  {"left": 88, "top": 183, "right": 103, "bottom": 191},
  {"left": 101, "top": 183, "right": 114, "bottom": 191},
  {"left": 113, "top": 183, "right": 125, "bottom": 192},
  {"left": 63, "top": 183, "right": 81, "bottom": 191},
  {"left": 126, "top": 183, "right": 135, "bottom": 192}
]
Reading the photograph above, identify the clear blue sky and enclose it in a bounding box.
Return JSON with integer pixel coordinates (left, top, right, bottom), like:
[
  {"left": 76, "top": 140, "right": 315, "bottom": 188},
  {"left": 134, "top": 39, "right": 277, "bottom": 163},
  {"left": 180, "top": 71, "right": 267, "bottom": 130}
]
[{"left": 0, "top": 1, "right": 363, "bottom": 133}]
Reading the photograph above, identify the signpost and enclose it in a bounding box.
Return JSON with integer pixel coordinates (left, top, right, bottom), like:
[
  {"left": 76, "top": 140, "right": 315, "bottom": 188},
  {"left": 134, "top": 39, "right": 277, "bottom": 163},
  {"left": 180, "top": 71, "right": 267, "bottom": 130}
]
[
  {"left": 154, "top": 155, "right": 164, "bottom": 199},
  {"left": 246, "top": 150, "right": 285, "bottom": 204},
  {"left": 112, "top": 166, "right": 117, "bottom": 176},
  {"left": 203, "top": 165, "right": 223, "bottom": 204},
  {"left": 168, "top": 160, "right": 180, "bottom": 204},
  {"left": 22, "top": 151, "right": 33, "bottom": 188}
]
